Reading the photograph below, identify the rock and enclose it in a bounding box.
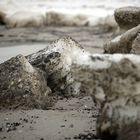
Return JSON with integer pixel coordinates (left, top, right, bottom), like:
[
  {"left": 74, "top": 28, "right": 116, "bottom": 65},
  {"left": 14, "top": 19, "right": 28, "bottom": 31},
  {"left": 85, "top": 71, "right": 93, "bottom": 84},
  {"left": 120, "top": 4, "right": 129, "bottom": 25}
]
[
  {"left": 27, "top": 37, "right": 85, "bottom": 95},
  {"left": 46, "top": 11, "right": 88, "bottom": 26},
  {"left": 5, "top": 11, "right": 46, "bottom": 28},
  {"left": 0, "top": 11, "right": 6, "bottom": 25},
  {"left": 0, "top": 55, "right": 51, "bottom": 109},
  {"left": 131, "top": 32, "right": 140, "bottom": 54},
  {"left": 104, "top": 24, "right": 140, "bottom": 53},
  {"left": 115, "top": 6, "right": 140, "bottom": 30},
  {"left": 93, "top": 58, "right": 140, "bottom": 139},
  {"left": 71, "top": 53, "right": 140, "bottom": 139}
]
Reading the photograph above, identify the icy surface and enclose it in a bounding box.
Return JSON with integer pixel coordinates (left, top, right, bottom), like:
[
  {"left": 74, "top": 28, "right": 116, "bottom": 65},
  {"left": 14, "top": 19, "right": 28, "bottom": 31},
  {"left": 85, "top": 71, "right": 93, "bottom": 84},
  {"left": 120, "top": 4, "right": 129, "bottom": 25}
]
[{"left": 0, "top": 0, "right": 139, "bottom": 26}]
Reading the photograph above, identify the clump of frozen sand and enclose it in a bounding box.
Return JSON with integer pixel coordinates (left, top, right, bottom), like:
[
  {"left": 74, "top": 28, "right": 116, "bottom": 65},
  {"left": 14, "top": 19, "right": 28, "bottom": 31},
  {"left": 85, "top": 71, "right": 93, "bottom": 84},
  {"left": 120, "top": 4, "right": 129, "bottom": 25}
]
[
  {"left": 115, "top": 6, "right": 140, "bottom": 30},
  {"left": 0, "top": 55, "right": 51, "bottom": 109},
  {"left": 104, "top": 24, "right": 140, "bottom": 53},
  {"left": 27, "top": 37, "right": 85, "bottom": 94},
  {"left": 88, "top": 57, "right": 140, "bottom": 140}
]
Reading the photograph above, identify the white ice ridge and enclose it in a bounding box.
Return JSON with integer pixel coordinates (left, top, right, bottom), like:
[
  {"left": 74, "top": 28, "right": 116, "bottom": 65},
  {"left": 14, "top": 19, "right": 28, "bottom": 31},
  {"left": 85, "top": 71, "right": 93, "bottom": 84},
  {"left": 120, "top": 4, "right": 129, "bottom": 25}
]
[
  {"left": 0, "top": 0, "right": 139, "bottom": 27},
  {"left": 75, "top": 53, "right": 140, "bottom": 69}
]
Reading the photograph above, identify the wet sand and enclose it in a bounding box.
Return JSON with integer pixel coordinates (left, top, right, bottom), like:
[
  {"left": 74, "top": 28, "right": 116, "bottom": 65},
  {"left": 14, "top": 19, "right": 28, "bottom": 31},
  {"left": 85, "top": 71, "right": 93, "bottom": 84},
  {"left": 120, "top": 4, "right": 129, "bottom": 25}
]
[
  {"left": 0, "top": 26, "right": 116, "bottom": 140},
  {"left": 0, "top": 96, "right": 100, "bottom": 140}
]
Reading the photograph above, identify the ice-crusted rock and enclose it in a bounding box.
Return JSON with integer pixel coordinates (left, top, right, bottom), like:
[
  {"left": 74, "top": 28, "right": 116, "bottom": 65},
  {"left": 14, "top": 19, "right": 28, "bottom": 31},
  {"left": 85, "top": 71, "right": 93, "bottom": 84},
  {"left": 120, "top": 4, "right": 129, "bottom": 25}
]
[
  {"left": 90, "top": 57, "right": 140, "bottom": 140},
  {"left": 5, "top": 11, "right": 46, "bottom": 28},
  {"left": 0, "top": 55, "right": 51, "bottom": 109},
  {"left": 46, "top": 11, "right": 88, "bottom": 26},
  {"left": 69, "top": 52, "right": 140, "bottom": 139},
  {"left": 27, "top": 37, "right": 85, "bottom": 95},
  {"left": 115, "top": 6, "right": 140, "bottom": 30},
  {"left": 104, "top": 24, "right": 140, "bottom": 53}
]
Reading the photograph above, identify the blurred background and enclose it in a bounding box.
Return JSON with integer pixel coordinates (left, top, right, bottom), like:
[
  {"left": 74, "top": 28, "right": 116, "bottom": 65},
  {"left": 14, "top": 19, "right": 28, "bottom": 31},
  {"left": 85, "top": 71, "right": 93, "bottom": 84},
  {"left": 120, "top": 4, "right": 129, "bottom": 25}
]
[
  {"left": 0, "top": 0, "right": 140, "bottom": 26},
  {"left": 0, "top": 0, "right": 140, "bottom": 63}
]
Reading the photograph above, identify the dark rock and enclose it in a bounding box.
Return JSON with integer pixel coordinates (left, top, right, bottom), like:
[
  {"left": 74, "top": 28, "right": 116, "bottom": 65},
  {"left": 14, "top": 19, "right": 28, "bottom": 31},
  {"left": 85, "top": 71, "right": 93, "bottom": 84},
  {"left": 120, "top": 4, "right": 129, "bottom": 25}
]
[
  {"left": 115, "top": 6, "right": 140, "bottom": 30},
  {"left": 104, "top": 24, "right": 140, "bottom": 53},
  {"left": 0, "top": 11, "right": 6, "bottom": 25},
  {"left": 0, "top": 55, "right": 51, "bottom": 109}
]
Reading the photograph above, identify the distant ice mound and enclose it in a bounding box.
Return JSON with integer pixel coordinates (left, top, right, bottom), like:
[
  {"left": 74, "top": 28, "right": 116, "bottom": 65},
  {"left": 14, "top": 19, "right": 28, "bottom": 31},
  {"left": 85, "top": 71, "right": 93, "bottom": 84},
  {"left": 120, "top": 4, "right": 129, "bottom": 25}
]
[
  {"left": 5, "top": 11, "right": 46, "bottom": 28},
  {"left": 46, "top": 11, "right": 89, "bottom": 26},
  {"left": 3, "top": 10, "right": 117, "bottom": 29},
  {"left": 95, "top": 15, "right": 118, "bottom": 31}
]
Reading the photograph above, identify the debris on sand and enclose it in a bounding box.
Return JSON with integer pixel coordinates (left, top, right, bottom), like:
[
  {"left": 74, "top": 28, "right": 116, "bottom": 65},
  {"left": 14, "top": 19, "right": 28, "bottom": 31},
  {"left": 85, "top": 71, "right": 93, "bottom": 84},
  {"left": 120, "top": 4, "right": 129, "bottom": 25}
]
[{"left": 27, "top": 37, "right": 85, "bottom": 95}]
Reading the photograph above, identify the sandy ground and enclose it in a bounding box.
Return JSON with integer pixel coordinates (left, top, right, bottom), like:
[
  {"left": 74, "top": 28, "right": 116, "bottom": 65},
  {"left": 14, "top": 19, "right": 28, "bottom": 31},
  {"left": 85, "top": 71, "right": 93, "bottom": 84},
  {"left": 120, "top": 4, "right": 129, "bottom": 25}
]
[
  {"left": 0, "top": 26, "right": 116, "bottom": 140},
  {"left": 0, "top": 96, "right": 100, "bottom": 140}
]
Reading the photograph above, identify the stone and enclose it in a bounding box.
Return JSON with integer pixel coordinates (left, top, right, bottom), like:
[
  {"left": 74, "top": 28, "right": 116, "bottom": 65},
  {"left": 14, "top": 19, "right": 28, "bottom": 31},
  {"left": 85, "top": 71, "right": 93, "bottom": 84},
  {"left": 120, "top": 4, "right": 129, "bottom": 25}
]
[
  {"left": 104, "top": 24, "right": 140, "bottom": 53},
  {"left": 115, "top": 6, "right": 140, "bottom": 30},
  {"left": 71, "top": 53, "right": 140, "bottom": 139},
  {"left": 93, "top": 58, "right": 140, "bottom": 139},
  {"left": 27, "top": 37, "right": 85, "bottom": 95},
  {"left": 0, "top": 55, "right": 51, "bottom": 109},
  {"left": 46, "top": 11, "right": 88, "bottom": 26}
]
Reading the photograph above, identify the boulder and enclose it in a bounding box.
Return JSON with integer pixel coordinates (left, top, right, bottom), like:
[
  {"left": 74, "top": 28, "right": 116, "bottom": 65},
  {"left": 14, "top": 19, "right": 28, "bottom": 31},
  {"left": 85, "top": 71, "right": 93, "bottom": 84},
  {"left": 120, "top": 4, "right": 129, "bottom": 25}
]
[
  {"left": 104, "top": 24, "right": 140, "bottom": 53},
  {"left": 69, "top": 52, "right": 140, "bottom": 139},
  {"left": 27, "top": 37, "right": 85, "bottom": 95},
  {"left": 89, "top": 57, "right": 140, "bottom": 140},
  {"left": 46, "top": 11, "right": 88, "bottom": 26},
  {"left": 115, "top": 6, "right": 140, "bottom": 30},
  {"left": 5, "top": 11, "right": 46, "bottom": 28},
  {"left": 0, "top": 55, "right": 51, "bottom": 109}
]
